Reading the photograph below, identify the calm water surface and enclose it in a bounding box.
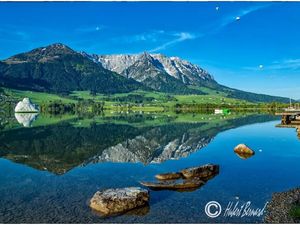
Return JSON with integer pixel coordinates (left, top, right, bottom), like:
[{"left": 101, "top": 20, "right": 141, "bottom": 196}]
[{"left": 0, "top": 114, "right": 299, "bottom": 223}]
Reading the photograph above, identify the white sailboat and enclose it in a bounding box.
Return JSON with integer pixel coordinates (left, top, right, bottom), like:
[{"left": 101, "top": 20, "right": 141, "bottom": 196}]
[{"left": 285, "top": 98, "right": 299, "bottom": 112}]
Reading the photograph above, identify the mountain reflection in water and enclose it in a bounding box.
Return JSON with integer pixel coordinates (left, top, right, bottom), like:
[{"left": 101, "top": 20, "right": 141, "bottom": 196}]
[{"left": 0, "top": 113, "right": 278, "bottom": 175}]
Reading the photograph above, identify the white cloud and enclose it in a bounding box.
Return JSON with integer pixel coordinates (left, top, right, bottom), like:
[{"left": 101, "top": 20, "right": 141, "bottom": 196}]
[
  {"left": 149, "top": 32, "right": 197, "bottom": 52},
  {"left": 110, "top": 4, "right": 273, "bottom": 53},
  {"left": 112, "top": 30, "right": 196, "bottom": 53},
  {"left": 265, "top": 59, "right": 300, "bottom": 70},
  {"left": 148, "top": 4, "right": 272, "bottom": 52},
  {"left": 244, "top": 59, "right": 300, "bottom": 71},
  {"left": 114, "top": 30, "right": 165, "bottom": 43},
  {"left": 212, "top": 4, "right": 273, "bottom": 35},
  {"left": 270, "top": 59, "right": 300, "bottom": 70},
  {"left": 0, "top": 27, "right": 31, "bottom": 41}
]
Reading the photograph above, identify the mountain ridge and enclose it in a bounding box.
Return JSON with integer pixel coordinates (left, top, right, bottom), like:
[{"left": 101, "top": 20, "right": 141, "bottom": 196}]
[
  {"left": 88, "top": 51, "right": 290, "bottom": 103},
  {"left": 91, "top": 52, "right": 214, "bottom": 85},
  {"left": 0, "top": 43, "right": 291, "bottom": 102}
]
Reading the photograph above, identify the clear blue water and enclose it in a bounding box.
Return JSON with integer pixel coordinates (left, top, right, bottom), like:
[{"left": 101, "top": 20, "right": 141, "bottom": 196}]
[{"left": 0, "top": 115, "right": 299, "bottom": 223}]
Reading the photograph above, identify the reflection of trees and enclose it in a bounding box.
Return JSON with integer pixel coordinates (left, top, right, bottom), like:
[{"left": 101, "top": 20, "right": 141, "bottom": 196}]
[
  {"left": 0, "top": 91, "right": 17, "bottom": 130},
  {"left": 0, "top": 114, "right": 277, "bottom": 174},
  {"left": 0, "top": 123, "right": 143, "bottom": 174}
]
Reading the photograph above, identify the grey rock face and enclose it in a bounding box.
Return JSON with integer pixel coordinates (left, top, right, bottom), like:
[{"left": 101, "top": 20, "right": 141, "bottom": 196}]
[
  {"left": 95, "top": 54, "right": 141, "bottom": 74},
  {"left": 14, "top": 98, "right": 39, "bottom": 113},
  {"left": 88, "top": 52, "right": 214, "bottom": 85},
  {"left": 90, "top": 187, "right": 149, "bottom": 215}
]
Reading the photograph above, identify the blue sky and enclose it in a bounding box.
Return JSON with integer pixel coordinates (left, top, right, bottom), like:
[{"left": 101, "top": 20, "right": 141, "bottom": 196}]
[{"left": 0, "top": 2, "right": 300, "bottom": 98}]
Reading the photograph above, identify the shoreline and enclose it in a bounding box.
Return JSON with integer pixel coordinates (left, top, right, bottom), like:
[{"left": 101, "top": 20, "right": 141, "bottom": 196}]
[{"left": 264, "top": 187, "right": 300, "bottom": 223}]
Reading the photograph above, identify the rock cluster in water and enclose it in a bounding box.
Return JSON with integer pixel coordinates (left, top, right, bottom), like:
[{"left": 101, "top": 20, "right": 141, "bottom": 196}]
[
  {"left": 89, "top": 164, "right": 219, "bottom": 216},
  {"left": 140, "top": 164, "right": 219, "bottom": 191},
  {"left": 90, "top": 187, "right": 149, "bottom": 216},
  {"left": 14, "top": 98, "right": 39, "bottom": 113}
]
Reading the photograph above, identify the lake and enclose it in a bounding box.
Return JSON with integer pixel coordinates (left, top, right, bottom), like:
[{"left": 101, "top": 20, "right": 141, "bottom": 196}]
[{"left": 0, "top": 113, "right": 299, "bottom": 223}]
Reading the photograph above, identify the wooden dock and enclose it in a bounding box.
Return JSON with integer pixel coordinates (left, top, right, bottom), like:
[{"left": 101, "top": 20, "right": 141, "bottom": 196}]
[
  {"left": 275, "top": 104, "right": 300, "bottom": 138},
  {"left": 275, "top": 112, "right": 300, "bottom": 116},
  {"left": 275, "top": 109, "right": 300, "bottom": 125}
]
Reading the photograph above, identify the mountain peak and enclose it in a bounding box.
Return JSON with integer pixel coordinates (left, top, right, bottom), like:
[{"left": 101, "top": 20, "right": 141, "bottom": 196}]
[
  {"left": 49, "top": 43, "right": 68, "bottom": 48},
  {"left": 0, "top": 44, "right": 144, "bottom": 94},
  {"left": 139, "top": 51, "right": 153, "bottom": 60},
  {"left": 41, "top": 43, "right": 74, "bottom": 54},
  {"left": 4, "top": 43, "right": 76, "bottom": 64}
]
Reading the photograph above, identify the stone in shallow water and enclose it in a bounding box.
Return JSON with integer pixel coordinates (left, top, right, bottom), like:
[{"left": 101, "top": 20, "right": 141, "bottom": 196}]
[
  {"left": 235, "top": 152, "right": 254, "bottom": 160},
  {"left": 140, "top": 178, "right": 205, "bottom": 191},
  {"left": 234, "top": 144, "right": 255, "bottom": 155},
  {"left": 155, "top": 172, "right": 183, "bottom": 180},
  {"left": 90, "top": 187, "right": 149, "bottom": 215},
  {"left": 180, "top": 164, "right": 219, "bottom": 179},
  {"left": 141, "top": 164, "right": 219, "bottom": 191}
]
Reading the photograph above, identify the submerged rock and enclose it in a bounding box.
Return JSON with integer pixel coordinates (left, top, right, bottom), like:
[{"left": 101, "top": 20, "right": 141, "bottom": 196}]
[
  {"left": 140, "top": 178, "right": 205, "bottom": 191},
  {"left": 235, "top": 152, "right": 254, "bottom": 160},
  {"left": 234, "top": 144, "right": 255, "bottom": 155},
  {"left": 155, "top": 172, "right": 182, "bottom": 180},
  {"left": 125, "top": 204, "right": 150, "bottom": 216},
  {"left": 14, "top": 98, "right": 39, "bottom": 113},
  {"left": 90, "top": 187, "right": 149, "bottom": 216},
  {"left": 141, "top": 164, "right": 219, "bottom": 191},
  {"left": 180, "top": 164, "right": 219, "bottom": 179}
]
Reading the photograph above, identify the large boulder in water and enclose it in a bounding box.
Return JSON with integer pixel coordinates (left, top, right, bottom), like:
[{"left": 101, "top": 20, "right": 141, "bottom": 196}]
[
  {"left": 14, "top": 98, "right": 39, "bottom": 113},
  {"left": 90, "top": 187, "right": 149, "bottom": 215},
  {"left": 234, "top": 144, "right": 255, "bottom": 155},
  {"left": 154, "top": 164, "right": 219, "bottom": 181},
  {"left": 180, "top": 164, "right": 219, "bottom": 179}
]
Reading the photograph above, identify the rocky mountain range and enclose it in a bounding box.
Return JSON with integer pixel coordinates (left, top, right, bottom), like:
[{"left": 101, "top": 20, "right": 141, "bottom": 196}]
[
  {"left": 84, "top": 52, "right": 216, "bottom": 94},
  {"left": 85, "top": 50, "right": 291, "bottom": 102},
  {"left": 90, "top": 52, "right": 213, "bottom": 84},
  {"left": 0, "top": 43, "right": 290, "bottom": 102}
]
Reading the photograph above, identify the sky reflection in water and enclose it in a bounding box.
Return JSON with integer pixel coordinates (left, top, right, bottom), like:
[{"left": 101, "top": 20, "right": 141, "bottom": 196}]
[{"left": 0, "top": 114, "right": 299, "bottom": 223}]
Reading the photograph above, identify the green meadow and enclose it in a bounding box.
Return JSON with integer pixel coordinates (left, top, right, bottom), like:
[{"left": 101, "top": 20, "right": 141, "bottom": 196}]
[
  {"left": 3, "top": 88, "right": 77, "bottom": 104},
  {"left": 3, "top": 87, "right": 285, "bottom": 116}
]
